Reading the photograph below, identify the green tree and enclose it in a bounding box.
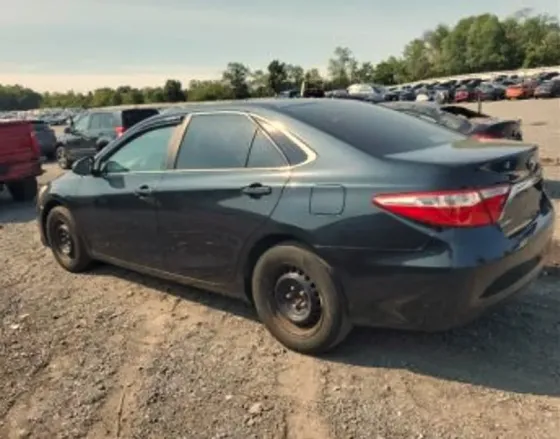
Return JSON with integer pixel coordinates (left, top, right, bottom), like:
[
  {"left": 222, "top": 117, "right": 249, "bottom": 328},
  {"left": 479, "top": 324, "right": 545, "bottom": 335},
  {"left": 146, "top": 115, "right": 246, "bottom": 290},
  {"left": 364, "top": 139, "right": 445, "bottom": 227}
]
[
  {"left": 222, "top": 62, "right": 250, "bottom": 99},
  {"left": 267, "top": 60, "right": 288, "bottom": 94},
  {"left": 285, "top": 64, "right": 304, "bottom": 89},
  {"left": 163, "top": 79, "right": 186, "bottom": 102},
  {"left": 327, "top": 47, "right": 357, "bottom": 88},
  {"left": 353, "top": 62, "right": 376, "bottom": 83},
  {"left": 188, "top": 80, "right": 234, "bottom": 101}
]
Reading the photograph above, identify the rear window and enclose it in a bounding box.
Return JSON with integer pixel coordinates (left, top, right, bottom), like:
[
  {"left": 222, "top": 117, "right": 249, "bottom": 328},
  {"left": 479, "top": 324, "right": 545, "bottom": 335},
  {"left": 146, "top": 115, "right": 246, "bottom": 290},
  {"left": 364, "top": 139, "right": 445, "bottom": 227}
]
[
  {"left": 121, "top": 109, "right": 159, "bottom": 128},
  {"left": 276, "top": 100, "right": 465, "bottom": 155}
]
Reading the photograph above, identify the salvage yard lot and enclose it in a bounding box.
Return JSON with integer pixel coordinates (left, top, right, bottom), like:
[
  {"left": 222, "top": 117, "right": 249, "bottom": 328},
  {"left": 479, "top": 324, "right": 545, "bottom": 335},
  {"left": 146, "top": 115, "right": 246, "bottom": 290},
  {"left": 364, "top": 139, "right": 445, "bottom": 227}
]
[{"left": 1, "top": 99, "right": 559, "bottom": 439}]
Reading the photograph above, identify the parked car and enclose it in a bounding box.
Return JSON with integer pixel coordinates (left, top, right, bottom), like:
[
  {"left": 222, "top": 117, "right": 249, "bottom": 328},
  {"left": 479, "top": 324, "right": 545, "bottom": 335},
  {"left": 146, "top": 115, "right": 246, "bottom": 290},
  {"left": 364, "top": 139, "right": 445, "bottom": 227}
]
[
  {"left": 476, "top": 83, "right": 502, "bottom": 101},
  {"left": 347, "top": 83, "right": 385, "bottom": 102},
  {"left": 37, "top": 99, "right": 553, "bottom": 354},
  {"left": 534, "top": 79, "right": 560, "bottom": 98},
  {"left": 454, "top": 85, "right": 477, "bottom": 102},
  {"left": 383, "top": 87, "right": 400, "bottom": 101},
  {"left": 380, "top": 101, "right": 524, "bottom": 140},
  {"left": 56, "top": 107, "right": 159, "bottom": 169},
  {"left": 0, "top": 120, "right": 42, "bottom": 201},
  {"left": 505, "top": 80, "right": 538, "bottom": 99},
  {"left": 29, "top": 120, "right": 58, "bottom": 160},
  {"left": 398, "top": 88, "right": 417, "bottom": 101}
]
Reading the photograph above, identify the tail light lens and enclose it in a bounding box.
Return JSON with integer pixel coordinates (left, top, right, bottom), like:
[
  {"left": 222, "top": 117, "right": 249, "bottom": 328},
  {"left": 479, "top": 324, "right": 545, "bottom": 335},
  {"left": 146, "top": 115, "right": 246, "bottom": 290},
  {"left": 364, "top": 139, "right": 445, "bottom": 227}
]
[
  {"left": 115, "top": 126, "right": 125, "bottom": 137},
  {"left": 372, "top": 185, "right": 510, "bottom": 227},
  {"left": 471, "top": 132, "right": 501, "bottom": 141}
]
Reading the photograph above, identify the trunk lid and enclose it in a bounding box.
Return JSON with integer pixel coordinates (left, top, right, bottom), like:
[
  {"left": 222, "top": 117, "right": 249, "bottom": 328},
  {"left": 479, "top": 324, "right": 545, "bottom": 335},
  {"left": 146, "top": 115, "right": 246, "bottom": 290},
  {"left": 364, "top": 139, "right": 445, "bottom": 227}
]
[{"left": 386, "top": 139, "right": 544, "bottom": 236}]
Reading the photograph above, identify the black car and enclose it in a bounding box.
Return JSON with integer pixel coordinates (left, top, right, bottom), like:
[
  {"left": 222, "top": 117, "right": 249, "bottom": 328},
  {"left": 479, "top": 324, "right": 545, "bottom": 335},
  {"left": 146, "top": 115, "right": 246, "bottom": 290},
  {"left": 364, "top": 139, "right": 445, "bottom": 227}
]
[
  {"left": 55, "top": 107, "right": 159, "bottom": 169},
  {"left": 398, "top": 88, "right": 416, "bottom": 101},
  {"left": 380, "top": 101, "right": 524, "bottom": 141},
  {"left": 534, "top": 79, "right": 560, "bottom": 98},
  {"left": 37, "top": 99, "right": 554, "bottom": 354},
  {"left": 29, "top": 120, "right": 58, "bottom": 159}
]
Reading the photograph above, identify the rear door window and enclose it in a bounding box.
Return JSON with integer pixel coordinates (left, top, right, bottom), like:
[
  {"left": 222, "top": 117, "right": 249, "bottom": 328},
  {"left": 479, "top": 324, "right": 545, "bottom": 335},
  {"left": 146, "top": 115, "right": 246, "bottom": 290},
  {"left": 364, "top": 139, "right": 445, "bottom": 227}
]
[
  {"left": 175, "top": 113, "right": 256, "bottom": 169},
  {"left": 246, "top": 130, "right": 288, "bottom": 168},
  {"left": 277, "top": 100, "right": 465, "bottom": 156}
]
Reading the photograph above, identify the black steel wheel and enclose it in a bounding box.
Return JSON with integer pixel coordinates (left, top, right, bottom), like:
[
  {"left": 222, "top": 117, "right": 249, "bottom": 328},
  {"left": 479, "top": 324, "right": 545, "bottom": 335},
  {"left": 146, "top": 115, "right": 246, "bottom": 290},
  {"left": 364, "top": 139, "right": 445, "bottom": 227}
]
[
  {"left": 252, "top": 243, "right": 352, "bottom": 354},
  {"left": 46, "top": 206, "right": 92, "bottom": 273}
]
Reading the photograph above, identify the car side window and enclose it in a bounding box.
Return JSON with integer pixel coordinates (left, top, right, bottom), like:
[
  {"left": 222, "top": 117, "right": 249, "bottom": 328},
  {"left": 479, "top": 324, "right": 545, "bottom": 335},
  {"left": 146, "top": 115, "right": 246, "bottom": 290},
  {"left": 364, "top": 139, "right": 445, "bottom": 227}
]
[
  {"left": 89, "top": 114, "right": 102, "bottom": 130},
  {"left": 103, "top": 125, "right": 176, "bottom": 174},
  {"left": 73, "top": 114, "right": 90, "bottom": 132},
  {"left": 175, "top": 113, "right": 256, "bottom": 169},
  {"left": 246, "top": 129, "right": 287, "bottom": 168},
  {"left": 102, "top": 113, "right": 117, "bottom": 128}
]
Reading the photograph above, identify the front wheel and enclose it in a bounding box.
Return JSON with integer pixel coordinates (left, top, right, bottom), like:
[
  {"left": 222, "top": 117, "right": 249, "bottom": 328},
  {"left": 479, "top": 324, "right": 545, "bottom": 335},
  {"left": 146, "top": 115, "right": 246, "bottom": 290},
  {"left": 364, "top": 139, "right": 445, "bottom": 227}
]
[
  {"left": 46, "top": 206, "right": 93, "bottom": 273},
  {"left": 252, "top": 243, "right": 352, "bottom": 354}
]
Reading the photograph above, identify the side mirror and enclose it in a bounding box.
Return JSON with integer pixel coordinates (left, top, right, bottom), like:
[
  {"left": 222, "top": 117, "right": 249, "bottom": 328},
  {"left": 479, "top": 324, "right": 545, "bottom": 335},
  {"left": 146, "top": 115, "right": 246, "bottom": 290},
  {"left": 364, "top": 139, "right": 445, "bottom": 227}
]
[
  {"left": 72, "top": 157, "right": 94, "bottom": 176},
  {"left": 63, "top": 126, "right": 72, "bottom": 134}
]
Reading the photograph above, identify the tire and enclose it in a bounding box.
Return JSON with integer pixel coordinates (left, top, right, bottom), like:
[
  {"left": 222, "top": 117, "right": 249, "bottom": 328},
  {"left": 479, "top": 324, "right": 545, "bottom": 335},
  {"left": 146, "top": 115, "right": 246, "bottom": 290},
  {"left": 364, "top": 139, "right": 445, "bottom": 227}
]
[
  {"left": 46, "top": 206, "right": 92, "bottom": 273},
  {"left": 56, "top": 145, "right": 71, "bottom": 170},
  {"left": 7, "top": 177, "right": 38, "bottom": 202},
  {"left": 252, "top": 243, "right": 352, "bottom": 354}
]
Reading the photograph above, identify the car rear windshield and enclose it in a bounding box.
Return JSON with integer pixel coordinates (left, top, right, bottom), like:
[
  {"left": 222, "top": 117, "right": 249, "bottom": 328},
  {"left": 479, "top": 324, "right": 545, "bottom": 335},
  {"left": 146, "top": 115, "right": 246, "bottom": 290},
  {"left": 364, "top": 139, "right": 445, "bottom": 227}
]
[
  {"left": 121, "top": 109, "right": 159, "bottom": 128},
  {"left": 276, "top": 100, "right": 465, "bottom": 155}
]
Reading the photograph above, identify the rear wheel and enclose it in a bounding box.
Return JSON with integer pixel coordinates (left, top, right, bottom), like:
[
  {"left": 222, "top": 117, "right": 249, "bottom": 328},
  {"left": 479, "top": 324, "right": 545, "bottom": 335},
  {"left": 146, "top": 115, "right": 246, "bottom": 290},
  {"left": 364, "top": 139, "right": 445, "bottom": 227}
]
[
  {"left": 252, "top": 243, "right": 352, "bottom": 354},
  {"left": 7, "top": 177, "right": 38, "bottom": 202},
  {"left": 46, "top": 206, "right": 92, "bottom": 273},
  {"left": 56, "top": 146, "right": 71, "bottom": 169}
]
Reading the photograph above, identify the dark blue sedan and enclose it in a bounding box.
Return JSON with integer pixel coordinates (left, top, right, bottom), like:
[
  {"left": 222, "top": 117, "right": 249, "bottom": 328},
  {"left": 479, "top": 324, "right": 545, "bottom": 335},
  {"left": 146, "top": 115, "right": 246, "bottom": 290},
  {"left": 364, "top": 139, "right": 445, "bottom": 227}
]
[{"left": 36, "top": 99, "right": 555, "bottom": 354}]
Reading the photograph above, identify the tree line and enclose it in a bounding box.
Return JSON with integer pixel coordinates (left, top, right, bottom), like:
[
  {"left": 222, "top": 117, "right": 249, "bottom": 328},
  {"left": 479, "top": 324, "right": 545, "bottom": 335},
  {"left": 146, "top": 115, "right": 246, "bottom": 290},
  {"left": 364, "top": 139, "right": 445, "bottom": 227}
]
[{"left": 1, "top": 10, "right": 559, "bottom": 111}]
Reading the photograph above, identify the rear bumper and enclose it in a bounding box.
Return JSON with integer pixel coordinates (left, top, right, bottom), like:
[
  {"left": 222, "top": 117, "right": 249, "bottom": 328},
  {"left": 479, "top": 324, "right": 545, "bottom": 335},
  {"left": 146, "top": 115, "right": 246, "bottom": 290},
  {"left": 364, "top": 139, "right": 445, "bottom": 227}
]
[{"left": 318, "top": 206, "right": 555, "bottom": 331}]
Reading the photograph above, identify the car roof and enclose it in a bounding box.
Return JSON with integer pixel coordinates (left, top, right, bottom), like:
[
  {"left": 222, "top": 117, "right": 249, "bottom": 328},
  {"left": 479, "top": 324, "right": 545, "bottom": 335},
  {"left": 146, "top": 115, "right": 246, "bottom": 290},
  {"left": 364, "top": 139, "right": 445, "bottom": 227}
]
[{"left": 159, "top": 98, "right": 373, "bottom": 119}]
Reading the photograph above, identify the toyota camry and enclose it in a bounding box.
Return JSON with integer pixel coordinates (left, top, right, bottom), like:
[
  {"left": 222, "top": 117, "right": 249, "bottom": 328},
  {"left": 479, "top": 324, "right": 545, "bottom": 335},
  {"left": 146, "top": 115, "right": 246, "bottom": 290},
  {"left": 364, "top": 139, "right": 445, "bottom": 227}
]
[{"left": 37, "top": 98, "right": 554, "bottom": 354}]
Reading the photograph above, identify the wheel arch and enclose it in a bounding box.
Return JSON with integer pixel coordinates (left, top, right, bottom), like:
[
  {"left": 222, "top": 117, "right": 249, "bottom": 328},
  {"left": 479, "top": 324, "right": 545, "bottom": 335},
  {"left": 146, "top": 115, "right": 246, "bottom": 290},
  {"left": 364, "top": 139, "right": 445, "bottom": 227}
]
[{"left": 41, "top": 199, "right": 65, "bottom": 246}]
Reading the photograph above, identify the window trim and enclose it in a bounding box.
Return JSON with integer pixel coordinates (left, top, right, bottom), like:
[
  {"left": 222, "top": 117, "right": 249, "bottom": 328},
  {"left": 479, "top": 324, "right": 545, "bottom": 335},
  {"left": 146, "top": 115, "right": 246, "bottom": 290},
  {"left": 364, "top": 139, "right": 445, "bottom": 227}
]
[{"left": 168, "top": 110, "right": 316, "bottom": 173}]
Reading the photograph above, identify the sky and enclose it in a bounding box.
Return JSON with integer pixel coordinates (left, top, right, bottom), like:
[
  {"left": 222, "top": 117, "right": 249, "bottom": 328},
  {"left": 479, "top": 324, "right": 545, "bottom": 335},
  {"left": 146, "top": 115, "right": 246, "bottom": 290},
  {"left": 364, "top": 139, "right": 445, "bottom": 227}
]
[{"left": 0, "top": 0, "right": 558, "bottom": 92}]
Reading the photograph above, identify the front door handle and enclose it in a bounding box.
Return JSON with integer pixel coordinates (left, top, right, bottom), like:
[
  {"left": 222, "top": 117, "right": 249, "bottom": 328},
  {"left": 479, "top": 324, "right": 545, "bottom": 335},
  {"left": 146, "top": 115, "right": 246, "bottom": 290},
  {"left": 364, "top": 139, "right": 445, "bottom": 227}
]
[
  {"left": 134, "top": 185, "right": 153, "bottom": 198},
  {"left": 241, "top": 183, "right": 272, "bottom": 197}
]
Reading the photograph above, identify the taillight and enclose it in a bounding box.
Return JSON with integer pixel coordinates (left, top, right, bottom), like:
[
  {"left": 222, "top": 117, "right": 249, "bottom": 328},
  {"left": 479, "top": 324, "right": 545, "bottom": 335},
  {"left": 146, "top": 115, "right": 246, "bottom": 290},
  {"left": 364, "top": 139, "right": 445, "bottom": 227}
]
[
  {"left": 471, "top": 132, "right": 500, "bottom": 141},
  {"left": 115, "top": 126, "right": 125, "bottom": 137},
  {"left": 29, "top": 131, "right": 40, "bottom": 156},
  {"left": 372, "top": 185, "right": 510, "bottom": 227}
]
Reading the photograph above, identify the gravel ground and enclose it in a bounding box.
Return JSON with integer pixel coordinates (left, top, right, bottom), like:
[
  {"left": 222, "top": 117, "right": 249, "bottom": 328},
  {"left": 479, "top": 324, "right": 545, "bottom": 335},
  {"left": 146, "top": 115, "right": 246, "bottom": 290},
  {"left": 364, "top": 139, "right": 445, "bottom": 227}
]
[{"left": 1, "top": 99, "right": 559, "bottom": 439}]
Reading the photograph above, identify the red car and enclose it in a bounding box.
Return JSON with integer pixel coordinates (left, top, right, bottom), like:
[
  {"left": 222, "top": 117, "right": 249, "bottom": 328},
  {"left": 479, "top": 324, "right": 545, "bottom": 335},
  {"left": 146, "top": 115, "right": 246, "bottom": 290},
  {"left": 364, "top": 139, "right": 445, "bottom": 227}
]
[
  {"left": 454, "top": 86, "right": 477, "bottom": 103},
  {"left": 0, "top": 120, "right": 42, "bottom": 201}
]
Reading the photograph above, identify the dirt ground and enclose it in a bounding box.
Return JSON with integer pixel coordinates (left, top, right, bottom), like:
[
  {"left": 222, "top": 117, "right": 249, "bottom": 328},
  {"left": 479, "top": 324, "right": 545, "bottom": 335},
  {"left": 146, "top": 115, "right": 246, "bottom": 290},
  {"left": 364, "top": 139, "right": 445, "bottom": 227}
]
[{"left": 1, "top": 99, "right": 559, "bottom": 439}]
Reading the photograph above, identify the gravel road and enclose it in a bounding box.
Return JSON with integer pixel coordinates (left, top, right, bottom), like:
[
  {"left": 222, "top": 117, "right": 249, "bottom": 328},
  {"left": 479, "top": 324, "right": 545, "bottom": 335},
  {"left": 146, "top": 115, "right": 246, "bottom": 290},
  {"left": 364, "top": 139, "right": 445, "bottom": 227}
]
[{"left": 1, "top": 99, "right": 559, "bottom": 439}]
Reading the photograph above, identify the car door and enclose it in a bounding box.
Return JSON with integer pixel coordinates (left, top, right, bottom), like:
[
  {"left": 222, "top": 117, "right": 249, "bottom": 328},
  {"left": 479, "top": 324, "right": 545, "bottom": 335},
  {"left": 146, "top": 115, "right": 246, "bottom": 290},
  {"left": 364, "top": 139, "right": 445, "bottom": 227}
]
[
  {"left": 66, "top": 113, "right": 98, "bottom": 160},
  {"left": 156, "top": 112, "right": 291, "bottom": 288},
  {"left": 73, "top": 120, "right": 182, "bottom": 270}
]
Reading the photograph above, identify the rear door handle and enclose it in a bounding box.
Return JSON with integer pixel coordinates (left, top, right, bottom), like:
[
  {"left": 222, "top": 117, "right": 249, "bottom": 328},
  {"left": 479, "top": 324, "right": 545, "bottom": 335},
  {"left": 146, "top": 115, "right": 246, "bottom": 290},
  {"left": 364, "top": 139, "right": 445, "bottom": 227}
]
[
  {"left": 241, "top": 183, "right": 272, "bottom": 197},
  {"left": 134, "top": 184, "right": 153, "bottom": 198}
]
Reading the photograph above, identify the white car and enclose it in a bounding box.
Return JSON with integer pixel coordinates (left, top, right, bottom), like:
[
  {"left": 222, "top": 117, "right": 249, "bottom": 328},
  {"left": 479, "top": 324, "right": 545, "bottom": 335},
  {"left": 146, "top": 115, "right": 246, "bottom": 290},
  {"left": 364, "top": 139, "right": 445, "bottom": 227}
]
[{"left": 347, "top": 84, "right": 385, "bottom": 102}]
